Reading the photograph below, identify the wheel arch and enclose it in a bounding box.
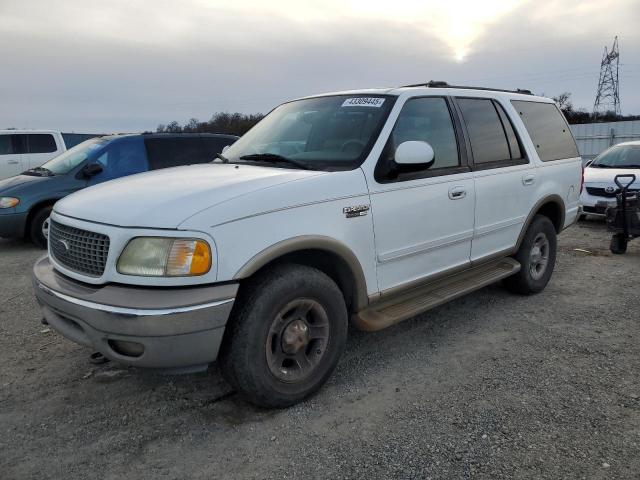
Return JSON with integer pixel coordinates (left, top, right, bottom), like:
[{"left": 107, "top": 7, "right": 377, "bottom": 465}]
[
  {"left": 516, "top": 195, "right": 565, "bottom": 250},
  {"left": 233, "top": 236, "right": 369, "bottom": 313},
  {"left": 24, "top": 199, "right": 59, "bottom": 238}
]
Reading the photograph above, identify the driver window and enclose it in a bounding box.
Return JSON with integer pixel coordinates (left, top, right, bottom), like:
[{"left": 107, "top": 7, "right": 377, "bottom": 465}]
[
  {"left": 388, "top": 97, "right": 460, "bottom": 170},
  {"left": 90, "top": 137, "right": 148, "bottom": 183}
]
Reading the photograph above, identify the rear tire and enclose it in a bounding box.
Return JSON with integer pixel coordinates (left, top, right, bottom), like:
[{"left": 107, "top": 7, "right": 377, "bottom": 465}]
[
  {"left": 610, "top": 234, "right": 627, "bottom": 254},
  {"left": 220, "top": 264, "right": 348, "bottom": 408},
  {"left": 504, "top": 215, "right": 557, "bottom": 295},
  {"left": 29, "top": 206, "right": 52, "bottom": 249}
]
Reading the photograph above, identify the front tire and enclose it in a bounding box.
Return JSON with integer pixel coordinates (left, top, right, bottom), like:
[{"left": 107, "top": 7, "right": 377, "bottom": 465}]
[
  {"left": 220, "top": 264, "right": 348, "bottom": 408},
  {"left": 504, "top": 215, "right": 557, "bottom": 295},
  {"left": 29, "top": 206, "right": 52, "bottom": 249}
]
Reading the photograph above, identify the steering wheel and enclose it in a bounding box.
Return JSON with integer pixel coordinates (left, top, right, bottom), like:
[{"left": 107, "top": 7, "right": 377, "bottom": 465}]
[{"left": 341, "top": 140, "right": 366, "bottom": 153}]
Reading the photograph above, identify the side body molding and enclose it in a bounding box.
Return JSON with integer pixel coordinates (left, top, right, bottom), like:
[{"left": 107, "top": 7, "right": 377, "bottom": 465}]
[{"left": 233, "top": 235, "right": 370, "bottom": 311}]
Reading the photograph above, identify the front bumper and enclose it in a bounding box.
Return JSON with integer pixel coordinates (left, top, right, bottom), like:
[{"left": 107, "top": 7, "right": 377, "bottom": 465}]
[
  {"left": 32, "top": 256, "right": 237, "bottom": 371},
  {"left": 0, "top": 211, "right": 28, "bottom": 238},
  {"left": 580, "top": 190, "right": 615, "bottom": 216}
]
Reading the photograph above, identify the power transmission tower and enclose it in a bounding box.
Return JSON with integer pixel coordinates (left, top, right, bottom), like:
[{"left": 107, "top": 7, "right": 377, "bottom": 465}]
[{"left": 593, "top": 36, "right": 621, "bottom": 117}]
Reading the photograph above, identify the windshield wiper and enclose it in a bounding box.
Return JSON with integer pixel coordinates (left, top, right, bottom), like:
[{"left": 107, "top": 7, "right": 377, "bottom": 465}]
[
  {"left": 239, "top": 153, "right": 311, "bottom": 170},
  {"left": 24, "top": 166, "right": 54, "bottom": 176},
  {"left": 213, "top": 153, "right": 229, "bottom": 163}
]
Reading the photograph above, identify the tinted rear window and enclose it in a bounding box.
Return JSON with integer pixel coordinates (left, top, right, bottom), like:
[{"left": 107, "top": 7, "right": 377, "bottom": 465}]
[
  {"left": 457, "top": 98, "right": 511, "bottom": 164},
  {"left": 27, "top": 134, "right": 57, "bottom": 153},
  {"left": 202, "top": 136, "right": 237, "bottom": 156},
  {"left": 0, "top": 134, "right": 27, "bottom": 154},
  {"left": 511, "top": 101, "right": 579, "bottom": 161},
  {"left": 144, "top": 137, "right": 208, "bottom": 170}
]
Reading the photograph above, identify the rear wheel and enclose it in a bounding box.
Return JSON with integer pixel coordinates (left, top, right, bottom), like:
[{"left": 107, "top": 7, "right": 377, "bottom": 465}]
[
  {"left": 29, "top": 206, "right": 52, "bottom": 249},
  {"left": 504, "top": 215, "right": 557, "bottom": 295},
  {"left": 220, "top": 264, "right": 348, "bottom": 408}
]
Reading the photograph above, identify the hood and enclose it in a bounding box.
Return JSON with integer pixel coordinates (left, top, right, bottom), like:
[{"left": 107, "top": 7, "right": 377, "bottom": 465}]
[
  {"left": 0, "top": 174, "right": 51, "bottom": 194},
  {"left": 54, "top": 164, "right": 328, "bottom": 228},
  {"left": 584, "top": 166, "right": 640, "bottom": 188}
]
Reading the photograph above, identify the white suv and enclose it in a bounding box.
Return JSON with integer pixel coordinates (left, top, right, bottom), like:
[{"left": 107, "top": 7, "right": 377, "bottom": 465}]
[{"left": 33, "top": 83, "right": 582, "bottom": 407}]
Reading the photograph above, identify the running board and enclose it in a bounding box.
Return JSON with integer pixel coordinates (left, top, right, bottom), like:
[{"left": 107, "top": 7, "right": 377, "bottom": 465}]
[{"left": 353, "top": 258, "right": 521, "bottom": 332}]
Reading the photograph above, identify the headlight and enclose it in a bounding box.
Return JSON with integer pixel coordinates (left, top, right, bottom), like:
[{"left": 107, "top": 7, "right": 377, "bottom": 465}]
[
  {"left": 0, "top": 197, "right": 19, "bottom": 209},
  {"left": 117, "top": 237, "right": 212, "bottom": 277}
]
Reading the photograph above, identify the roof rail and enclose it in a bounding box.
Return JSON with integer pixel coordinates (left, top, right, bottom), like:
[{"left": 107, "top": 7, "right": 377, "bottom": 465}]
[{"left": 400, "top": 81, "right": 533, "bottom": 95}]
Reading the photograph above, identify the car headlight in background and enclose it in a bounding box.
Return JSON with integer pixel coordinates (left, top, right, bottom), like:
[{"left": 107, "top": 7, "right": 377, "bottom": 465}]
[
  {"left": 117, "top": 237, "right": 212, "bottom": 277},
  {"left": 0, "top": 197, "right": 19, "bottom": 208}
]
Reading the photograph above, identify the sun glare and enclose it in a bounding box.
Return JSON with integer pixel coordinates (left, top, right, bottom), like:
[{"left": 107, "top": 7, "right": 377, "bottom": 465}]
[{"left": 224, "top": 0, "right": 529, "bottom": 62}]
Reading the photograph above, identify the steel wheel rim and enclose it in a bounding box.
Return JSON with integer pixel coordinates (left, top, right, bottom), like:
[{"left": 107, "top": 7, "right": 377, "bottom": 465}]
[
  {"left": 529, "top": 232, "right": 549, "bottom": 280},
  {"left": 265, "top": 298, "right": 330, "bottom": 383},
  {"left": 42, "top": 216, "right": 50, "bottom": 240}
]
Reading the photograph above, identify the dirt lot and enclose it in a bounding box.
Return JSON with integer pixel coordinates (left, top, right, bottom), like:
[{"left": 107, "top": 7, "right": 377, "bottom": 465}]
[{"left": 1, "top": 219, "right": 639, "bottom": 479}]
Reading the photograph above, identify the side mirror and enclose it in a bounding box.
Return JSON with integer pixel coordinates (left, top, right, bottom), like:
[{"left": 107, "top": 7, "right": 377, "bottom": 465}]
[
  {"left": 222, "top": 145, "right": 230, "bottom": 153},
  {"left": 82, "top": 163, "right": 103, "bottom": 178},
  {"left": 394, "top": 141, "right": 435, "bottom": 168}
]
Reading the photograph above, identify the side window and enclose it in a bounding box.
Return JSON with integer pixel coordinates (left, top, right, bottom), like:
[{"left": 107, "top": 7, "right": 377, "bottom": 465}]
[
  {"left": 12, "top": 135, "right": 27, "bottom": 154},
  {"left": 457, "top": 98, "right": 514, "bottom": 164},
  {"left": 91, "top": 138, "right": 149, "bottom": 183},
  {"left": 145, "top": 137, "right": 208, "bottom": 170},
  {"left": 511, "top": 100, "right": 579, "bottom": 161},
  {"left": 27, "top": 134, "right": 57, "bottom": 154},
  {"left": 377, "top": 97, "right": 460, "bottom": 181},
  {"left": 202, "top": 136, "right": 236, "bottom": 156},
  {"left": 0, "top": 135, "right": 13, "bottom": 155},
  {"left": 495, "top": 102, "right": 523, "bottom": 160},
  {"left": 0, "top": 135, "right": 27, "bottom": 155}
]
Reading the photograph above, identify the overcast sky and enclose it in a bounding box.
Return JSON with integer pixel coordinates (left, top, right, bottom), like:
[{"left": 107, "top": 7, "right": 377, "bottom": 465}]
[{"left": 1, "top": 0, "right": 639, "bottom": 132}]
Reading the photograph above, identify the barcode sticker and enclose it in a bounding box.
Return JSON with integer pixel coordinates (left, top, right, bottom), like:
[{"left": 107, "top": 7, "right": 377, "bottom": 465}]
[{"left": 342, "top": 97, "right": 385, "bottom": 108}]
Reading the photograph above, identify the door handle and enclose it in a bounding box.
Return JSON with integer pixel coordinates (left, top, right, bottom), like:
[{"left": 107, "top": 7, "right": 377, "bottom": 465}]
[
  {"left": 448, "top": 186, "right": 467, "bottom": 200},
  {"left": 7, "top": 160, "right": 20, "bottom": 164},
  {"left": 522, "top": 174, "right": 536, "bottom": 186}
]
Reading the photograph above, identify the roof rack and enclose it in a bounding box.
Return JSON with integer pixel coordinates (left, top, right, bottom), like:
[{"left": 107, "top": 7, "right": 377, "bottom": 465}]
[{"left": 400, "top": 80, "right": 533, "bottom": 95}]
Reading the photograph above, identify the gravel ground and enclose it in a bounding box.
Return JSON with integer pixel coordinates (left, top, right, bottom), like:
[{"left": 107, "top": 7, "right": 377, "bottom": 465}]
[{"left": 1, "top": 218, "right": 639, "bottom": 479}]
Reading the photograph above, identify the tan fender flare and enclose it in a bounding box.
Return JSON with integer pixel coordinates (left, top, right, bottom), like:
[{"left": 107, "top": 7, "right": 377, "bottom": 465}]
[{"left": 233, "top": 235, "right": 369, "bottom": 311}]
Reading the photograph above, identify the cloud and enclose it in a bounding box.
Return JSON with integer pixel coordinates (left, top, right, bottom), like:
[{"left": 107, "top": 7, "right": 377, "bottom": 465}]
[{"left": 0, "top": 0, "right": 639, "bottom": 130}]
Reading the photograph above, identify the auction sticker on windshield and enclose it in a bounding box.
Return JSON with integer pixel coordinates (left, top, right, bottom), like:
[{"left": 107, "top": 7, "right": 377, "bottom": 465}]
[{"left": 342, "top": 97, "right": 385, "bottom": 108}]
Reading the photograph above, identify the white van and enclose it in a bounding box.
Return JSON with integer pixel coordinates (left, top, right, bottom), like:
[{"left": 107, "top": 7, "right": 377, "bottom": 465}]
[{"left": 0, "top": 130, "right": 97, "bottom": 180}]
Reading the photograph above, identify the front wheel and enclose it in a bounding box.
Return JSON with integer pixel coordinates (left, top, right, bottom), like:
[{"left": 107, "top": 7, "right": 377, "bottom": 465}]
[
  {"left": 29, "top": 206, "right": 52, "bottom": 249},
  {"left": 503, "top": 215, "right": 557, "bottom": 295},
  {"left": 220, "top": 264, "right": 348, "bottom": 408}
]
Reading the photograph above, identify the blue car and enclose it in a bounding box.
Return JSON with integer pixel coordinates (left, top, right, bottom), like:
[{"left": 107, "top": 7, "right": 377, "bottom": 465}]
[{"left": 0, "top": 133, "right": 238, "bottom": 247}]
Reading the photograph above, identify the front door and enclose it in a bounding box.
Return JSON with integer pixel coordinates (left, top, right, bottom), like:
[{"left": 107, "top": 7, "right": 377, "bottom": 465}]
[{"left": 368, "top": 96, "right": 475, "bottom": 293}]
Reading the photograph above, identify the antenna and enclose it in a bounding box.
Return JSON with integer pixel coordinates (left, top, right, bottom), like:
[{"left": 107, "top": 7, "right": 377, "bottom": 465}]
[{"left": 593, "top": 36, "right": 621, "bottom": 117}]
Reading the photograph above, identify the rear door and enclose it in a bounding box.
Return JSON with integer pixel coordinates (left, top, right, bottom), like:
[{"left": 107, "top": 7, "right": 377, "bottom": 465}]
[
  {"left": 369, "top": 96, "right": 475, "bottom": 292},
  {"left": 0, "top": 134, "right": 27, "bottom": 179},
  {"left": 453, "top": 97, "right": 534, "bottom": 260},
  {"left": 25, "top": 133, "right": 61, "bottom": 169}
]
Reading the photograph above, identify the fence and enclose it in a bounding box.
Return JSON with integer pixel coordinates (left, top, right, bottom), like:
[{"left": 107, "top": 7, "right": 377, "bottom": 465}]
[{"left": 570, "top": 120, "right": 640, "bottom": 161}]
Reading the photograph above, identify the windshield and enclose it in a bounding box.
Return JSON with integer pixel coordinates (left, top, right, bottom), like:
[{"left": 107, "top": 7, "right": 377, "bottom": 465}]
[
  {"left": 222, "top": 95, "right": 395, "bottom": 170},
  {"left": 39, "top": 138, "right": 110, "bottom": 175},
  {"left": 591, "top": 145, "right": 640, "bottom": 169}
]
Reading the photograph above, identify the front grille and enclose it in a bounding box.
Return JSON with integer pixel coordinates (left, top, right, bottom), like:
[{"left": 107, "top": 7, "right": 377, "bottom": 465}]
[
  {"left": 49, "top": 220, "right": 110, "bottom": 277},
  {"left": 586, "top": 186, "right": 639, "bottom": 198}
]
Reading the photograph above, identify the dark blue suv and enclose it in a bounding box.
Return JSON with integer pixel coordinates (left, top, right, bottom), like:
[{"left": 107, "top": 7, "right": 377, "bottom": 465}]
[{"left": 0, "top": 133, "right": 238, "bottom": 247}]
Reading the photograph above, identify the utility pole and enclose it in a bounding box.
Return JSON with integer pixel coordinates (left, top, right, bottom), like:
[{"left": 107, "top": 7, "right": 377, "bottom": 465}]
[{"left": 593, "top": 36, "right": 621, "bottom": 117}]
